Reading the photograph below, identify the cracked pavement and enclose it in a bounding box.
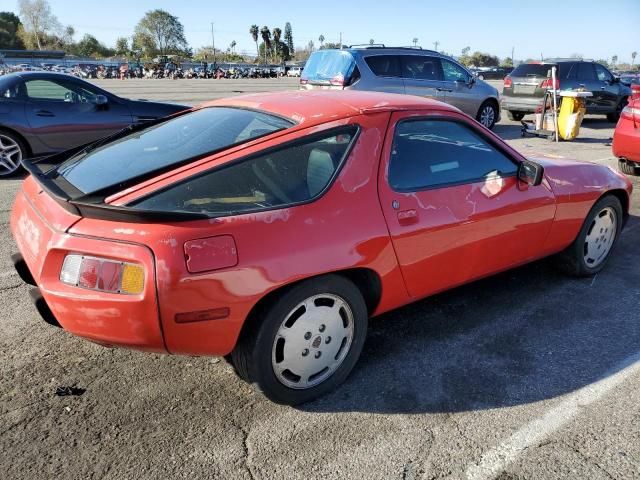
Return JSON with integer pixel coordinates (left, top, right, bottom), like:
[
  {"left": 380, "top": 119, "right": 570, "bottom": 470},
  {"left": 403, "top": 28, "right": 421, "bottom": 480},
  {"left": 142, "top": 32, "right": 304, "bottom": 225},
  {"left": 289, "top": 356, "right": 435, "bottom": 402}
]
[{"left": 0, "top": 79, "right": 639, "bottom": 479}]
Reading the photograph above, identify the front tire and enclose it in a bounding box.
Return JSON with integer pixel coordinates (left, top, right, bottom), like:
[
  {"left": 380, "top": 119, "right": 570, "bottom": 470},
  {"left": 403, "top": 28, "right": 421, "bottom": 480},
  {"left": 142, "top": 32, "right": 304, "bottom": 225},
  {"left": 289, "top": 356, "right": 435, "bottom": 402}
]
[
  {"left": 555, "top": 195, "right": 623, "bottom": 277},
  {"left": 0, "top": 130, "right": 26, "bottom": 177},
  {"left": 477, "top": 101, "right": 498, "bottom": 129},
  {"left": 230, "top": 275, "right": 368, "bottom": 405},
  {"left": 607, "top": 98, "right": 627, "bottom": 123}
]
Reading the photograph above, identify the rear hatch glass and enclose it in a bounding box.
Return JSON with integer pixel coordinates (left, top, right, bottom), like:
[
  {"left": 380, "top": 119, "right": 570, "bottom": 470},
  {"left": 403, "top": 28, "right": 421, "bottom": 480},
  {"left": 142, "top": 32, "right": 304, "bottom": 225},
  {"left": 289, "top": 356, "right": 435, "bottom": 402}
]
[
  {"left": 53, "top": 107, "right": 293, "bottom": 196},
  {"left": 510, "top": 64, "right": 554, "bottom": 78},
  {"left": 301, "top": 50, "right": 356, "bottom": 85},
  {"left": 508, "top": 63, "right": 556, "bottom": 95}
]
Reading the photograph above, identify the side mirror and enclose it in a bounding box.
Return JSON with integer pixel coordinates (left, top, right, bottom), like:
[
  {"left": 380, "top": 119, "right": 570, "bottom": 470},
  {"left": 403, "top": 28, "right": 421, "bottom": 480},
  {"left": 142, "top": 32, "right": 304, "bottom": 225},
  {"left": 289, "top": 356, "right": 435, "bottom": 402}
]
[
  {"left": 518, "top": 160, "right": 544, "bottom": 186},
  {"left": 93, "top": 94, "right": 108, "bottom": 106}
]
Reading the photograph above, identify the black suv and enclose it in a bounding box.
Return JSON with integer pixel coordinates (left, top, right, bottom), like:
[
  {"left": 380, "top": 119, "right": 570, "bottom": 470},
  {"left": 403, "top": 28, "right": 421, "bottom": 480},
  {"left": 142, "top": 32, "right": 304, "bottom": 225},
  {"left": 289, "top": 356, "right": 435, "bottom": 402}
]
[{"left": 501, "top": 60, "right": 631, "bottom": 122}]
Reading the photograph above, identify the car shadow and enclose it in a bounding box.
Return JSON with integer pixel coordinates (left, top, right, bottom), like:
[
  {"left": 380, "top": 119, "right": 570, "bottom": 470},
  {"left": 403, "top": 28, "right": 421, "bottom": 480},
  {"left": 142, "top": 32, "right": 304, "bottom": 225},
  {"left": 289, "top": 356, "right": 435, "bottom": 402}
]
[{"left": 299, "top": 214, "right": 640, "bottom": 414}]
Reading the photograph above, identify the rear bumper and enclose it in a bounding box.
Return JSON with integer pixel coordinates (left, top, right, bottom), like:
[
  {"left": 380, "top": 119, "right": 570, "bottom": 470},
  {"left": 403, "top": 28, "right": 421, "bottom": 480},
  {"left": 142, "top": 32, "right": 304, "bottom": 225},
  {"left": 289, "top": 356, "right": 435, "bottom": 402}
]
[
  {"left": 500, "top": 95, "right": 542, "bottom": 113},
  {"left": 10, "top": 187, "right": 166, "bottom": 353},
  {"left": 613, "top": 119, "right": 640, "bottom": 163}
]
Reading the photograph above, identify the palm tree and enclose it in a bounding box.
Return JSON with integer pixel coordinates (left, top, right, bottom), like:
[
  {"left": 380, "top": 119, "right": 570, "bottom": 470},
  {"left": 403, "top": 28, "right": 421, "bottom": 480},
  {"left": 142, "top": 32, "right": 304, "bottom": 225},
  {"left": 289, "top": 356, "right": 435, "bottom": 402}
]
[
  {"left": 632, "top": 51, "right": 637, "bottom": 68},
  {"left": 273, "top": 27, "right": 282, "bottom": 61},
  {"left": 412, "top": 37, "right": 418, "bottom": 47},
  {"left": 612, "top": 55, "right": 618, "bottom": 68},
  {"left": 230, "top": 40, "right": 236, "bottom": 54},
  {"left": 319, "top": 34, "right": 325, "bottom": 49},
  {"left": 369, "top": 39, "right": 374, "bottom": 45},
  {"left": 260, "top": 26, "right": 271, "bottom": 64},
  {"left": 249, "top": 25, "right": 259, "bottom": 61}
]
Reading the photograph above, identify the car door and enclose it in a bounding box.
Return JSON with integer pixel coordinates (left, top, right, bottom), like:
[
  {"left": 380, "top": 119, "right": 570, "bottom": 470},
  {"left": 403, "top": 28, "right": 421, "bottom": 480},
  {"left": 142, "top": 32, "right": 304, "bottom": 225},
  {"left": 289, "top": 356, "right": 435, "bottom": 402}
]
[
  {"left": 401, "top": 55, "right": 446, "bottom": 102},
  {"left": 377, "top": 111, "right": 557, "bottom": 299},
  {"left": 593, "top": 63, "right": 621, "bottom": 111},
  {"left": 439, "top": 58, "right": 480, "bottom": 116},
  {"left": 23, "top": 77, "right": 132, "bottom": 151}
]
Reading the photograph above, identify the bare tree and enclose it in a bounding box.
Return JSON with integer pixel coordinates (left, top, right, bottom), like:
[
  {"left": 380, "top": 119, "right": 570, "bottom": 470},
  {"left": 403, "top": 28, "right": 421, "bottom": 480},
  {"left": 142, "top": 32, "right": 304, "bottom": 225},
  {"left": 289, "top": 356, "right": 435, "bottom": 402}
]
[{"left": 18, "top": 0, "right": 61, "bottom": 50}]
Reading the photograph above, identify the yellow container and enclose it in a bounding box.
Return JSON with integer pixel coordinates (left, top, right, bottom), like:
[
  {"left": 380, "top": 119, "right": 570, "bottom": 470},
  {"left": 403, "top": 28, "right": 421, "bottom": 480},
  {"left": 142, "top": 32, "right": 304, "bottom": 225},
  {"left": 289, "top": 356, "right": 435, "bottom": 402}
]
[{"left": 558, "top": 96, "right": 586, "bottom": 140}]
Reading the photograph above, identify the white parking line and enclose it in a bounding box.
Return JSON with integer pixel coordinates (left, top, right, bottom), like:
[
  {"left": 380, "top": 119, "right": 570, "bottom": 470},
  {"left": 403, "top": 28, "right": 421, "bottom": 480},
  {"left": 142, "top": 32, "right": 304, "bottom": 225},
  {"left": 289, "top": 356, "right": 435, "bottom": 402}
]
[{"left": 465, "top": 351, "right": 640, "bottom": 480}]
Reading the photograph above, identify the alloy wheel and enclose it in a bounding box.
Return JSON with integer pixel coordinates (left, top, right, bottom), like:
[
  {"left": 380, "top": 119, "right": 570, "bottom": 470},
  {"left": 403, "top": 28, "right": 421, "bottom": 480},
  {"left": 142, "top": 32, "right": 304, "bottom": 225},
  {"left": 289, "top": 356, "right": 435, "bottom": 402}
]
[
  {"left": 271, "top": 293, "right": 354, "bottom": 389},
  {"left": 479, "top": 105, "right": 496, "bottom": 128},
  {"left": 0, "top": 134, "right": 23, "bottom": 176},
  {"left": 583, "top": 206, "right": 617, "bottom": 267}
]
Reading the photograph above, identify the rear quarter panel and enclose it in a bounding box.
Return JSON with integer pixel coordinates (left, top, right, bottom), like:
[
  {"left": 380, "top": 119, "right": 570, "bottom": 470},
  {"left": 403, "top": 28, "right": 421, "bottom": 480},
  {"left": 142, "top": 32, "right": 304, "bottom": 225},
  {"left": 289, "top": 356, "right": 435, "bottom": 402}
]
[{"left": 69, "top": 113, "right": 411, "bottom": 356}]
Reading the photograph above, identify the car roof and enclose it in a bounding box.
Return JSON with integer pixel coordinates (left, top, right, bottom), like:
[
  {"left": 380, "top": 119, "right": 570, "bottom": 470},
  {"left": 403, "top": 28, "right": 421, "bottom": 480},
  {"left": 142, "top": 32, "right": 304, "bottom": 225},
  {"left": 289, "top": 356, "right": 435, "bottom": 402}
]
[
  {"left": 202, "top": 90, "right": 458, "bottom": 127},
  {"left": 14, "top": 71, "right": 79, "bottom": 80}
]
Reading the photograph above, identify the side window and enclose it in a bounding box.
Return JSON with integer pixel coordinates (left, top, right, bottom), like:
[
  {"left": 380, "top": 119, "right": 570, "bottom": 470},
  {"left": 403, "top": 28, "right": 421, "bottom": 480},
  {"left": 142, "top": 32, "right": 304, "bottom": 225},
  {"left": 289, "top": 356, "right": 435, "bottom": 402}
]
[
  {"left": 401, "top": 56, "right": 443, "bottom": 81},
  {"left": 25, "top": 79, "right": 75, "bottom": 101},
  {"left": 577, "top": 63, "right": 596, "bottom": 81},
  {"left": 441, "top": 59, "right": 470, "bottom": 83},
  {"left": 130, "top": 128, "right": 357, "bottom": 215},
  {"left": 364, "top": 55, "right": 401, "bottom": 77},
  {"left": 388, "top": 119, "right": 517, "bottom": 191},
  {"left": 594, "top": 63, "right": 613, "bottom": 82}
]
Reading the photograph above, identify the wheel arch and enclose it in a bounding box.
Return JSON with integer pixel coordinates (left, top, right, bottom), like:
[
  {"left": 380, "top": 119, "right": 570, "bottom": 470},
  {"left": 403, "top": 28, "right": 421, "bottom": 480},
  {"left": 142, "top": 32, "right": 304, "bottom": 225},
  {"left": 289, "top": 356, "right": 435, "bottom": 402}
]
[
  {"left": 601, "top": 188, "right": 630, "bottom": 223},
  {"left": 0, "top": 126, "right": 32, "bottom": 157},
  {"left": 233, "top": 267, "right": 382, "bottom": 349}
]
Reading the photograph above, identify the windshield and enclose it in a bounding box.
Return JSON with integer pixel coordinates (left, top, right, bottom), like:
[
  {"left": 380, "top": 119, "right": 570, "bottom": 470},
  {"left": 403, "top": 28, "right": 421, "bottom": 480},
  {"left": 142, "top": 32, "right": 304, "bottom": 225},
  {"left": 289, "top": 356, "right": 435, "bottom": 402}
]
[
  {"left": 301, "top": 50, "right": 355, "bottom": 82},
  {"left": 510, "top": 64, "right": 554, "bottom": 77},
  {"left": 55, "top": 107, "right": 294, "bottom": 195}
]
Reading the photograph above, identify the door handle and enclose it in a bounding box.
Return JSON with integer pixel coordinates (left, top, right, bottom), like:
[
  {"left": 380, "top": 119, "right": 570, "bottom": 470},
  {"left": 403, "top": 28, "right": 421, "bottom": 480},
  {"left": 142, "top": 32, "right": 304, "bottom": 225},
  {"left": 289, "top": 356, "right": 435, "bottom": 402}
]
[
  {"left": 436, "top": 87, "right": 453, "bottom": 92},
  {"left": 397, "top": 209, "right": 418, "bottom": 226},
  {"left": 34, "top": 109, "right": 55, "bottom": 117}
]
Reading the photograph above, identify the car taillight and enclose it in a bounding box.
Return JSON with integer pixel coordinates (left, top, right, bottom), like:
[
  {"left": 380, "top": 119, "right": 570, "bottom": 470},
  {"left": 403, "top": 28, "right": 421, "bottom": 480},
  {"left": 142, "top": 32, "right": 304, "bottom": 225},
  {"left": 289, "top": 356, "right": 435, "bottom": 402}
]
[
  {"left": 631, "top": 84, "right": 640, "bottom": 100},
  {"left": 540, "top": 78, "right": 560, "bottom": 90},
  {"left": 299, "top": 78, "right": 308, "bottom": 85},
  {"left": 504, "top": 77, "right": 513, "bottom": 88},
  {"left": 60, "top": 254, "right": 144, "bottom": 295},
  {"left": 621, "top": 105, "right": 640, "bottom": 121}
]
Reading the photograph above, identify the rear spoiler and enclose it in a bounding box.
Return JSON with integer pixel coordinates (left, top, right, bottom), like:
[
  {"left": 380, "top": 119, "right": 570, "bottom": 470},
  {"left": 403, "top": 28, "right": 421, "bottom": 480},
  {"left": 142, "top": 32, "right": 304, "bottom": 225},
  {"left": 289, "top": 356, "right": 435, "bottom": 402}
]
[{"left": 22, "top": 154, "right": 209, "bottom": 223}]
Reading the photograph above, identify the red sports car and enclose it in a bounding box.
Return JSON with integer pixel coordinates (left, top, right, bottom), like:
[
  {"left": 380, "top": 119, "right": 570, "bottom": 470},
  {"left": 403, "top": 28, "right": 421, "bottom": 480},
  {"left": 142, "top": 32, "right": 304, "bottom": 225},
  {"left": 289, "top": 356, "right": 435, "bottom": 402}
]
[
  {"left": 613, "top": 98, "right": 640, "bottom": 176},
  {"left": 11, "top": 91, "right": 632, "bottom": 404}
]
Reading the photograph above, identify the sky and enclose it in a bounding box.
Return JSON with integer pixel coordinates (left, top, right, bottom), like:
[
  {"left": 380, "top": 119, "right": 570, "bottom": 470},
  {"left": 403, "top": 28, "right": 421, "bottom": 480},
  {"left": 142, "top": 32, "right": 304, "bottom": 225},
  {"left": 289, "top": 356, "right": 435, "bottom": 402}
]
[{"left": 10, "top": 0, "right": 640, "bottom": 62}]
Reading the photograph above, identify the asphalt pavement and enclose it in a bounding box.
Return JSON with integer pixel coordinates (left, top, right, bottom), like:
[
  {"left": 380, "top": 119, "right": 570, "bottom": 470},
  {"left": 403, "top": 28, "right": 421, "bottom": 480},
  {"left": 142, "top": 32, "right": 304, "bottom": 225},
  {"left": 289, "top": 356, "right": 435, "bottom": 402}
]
[{"left": 0, "top": 78, "right": 638, "bottom": 480}]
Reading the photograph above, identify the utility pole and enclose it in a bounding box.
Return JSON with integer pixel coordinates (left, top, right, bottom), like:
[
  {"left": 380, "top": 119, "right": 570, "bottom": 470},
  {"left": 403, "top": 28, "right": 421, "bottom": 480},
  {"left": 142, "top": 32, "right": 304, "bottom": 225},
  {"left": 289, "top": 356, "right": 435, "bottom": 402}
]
[
  {"left": 433, "top": 40, "right": 439, "bottom": 52},
  {"left": 511, "top": 46, "right": 514, "bottom": 66},
  {"left": 211, "top": 22, "right": 216, "bottom": 66},
  {"left": 339, "top": 32, "right": 343, "bottom": 49}
]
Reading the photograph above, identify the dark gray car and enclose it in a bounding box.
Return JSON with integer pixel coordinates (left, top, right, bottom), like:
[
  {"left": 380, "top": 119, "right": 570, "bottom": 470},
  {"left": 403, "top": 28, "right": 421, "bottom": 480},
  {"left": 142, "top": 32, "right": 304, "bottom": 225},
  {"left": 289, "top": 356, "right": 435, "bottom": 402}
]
[
  {"left": 300, "top": 46, "right": 501, "bottom": 129},
  {"left": 501, "top": 60, "right": 631, "bottom": 122},
  {"left": 0, "top": 72, "right": 188, "bottom": 176}
]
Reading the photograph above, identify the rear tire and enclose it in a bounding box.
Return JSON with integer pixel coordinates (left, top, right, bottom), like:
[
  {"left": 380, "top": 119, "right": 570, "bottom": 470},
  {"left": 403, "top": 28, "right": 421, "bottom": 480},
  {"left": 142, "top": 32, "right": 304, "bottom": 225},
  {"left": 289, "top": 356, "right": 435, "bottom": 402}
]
[
  {"left": 229, "top": 275, "right": 368, "bottom": 405},
  {"left": 607, "top": 98, "right": 627, "bottom": 123},
  {"left": 554, "top": 195, "right": 623, "bottom": 277},
  {"left": 507, "top": 111, "right": 526, "bottom": 121},
  {"left": 0, "top": 130, "right": 26, "bottom": 177},
  {"left": 476, "top": 101, "right": 498, "bottom": 129},
  {"left": 618, "top": 159, "right": 639, "bottom": 176}
]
